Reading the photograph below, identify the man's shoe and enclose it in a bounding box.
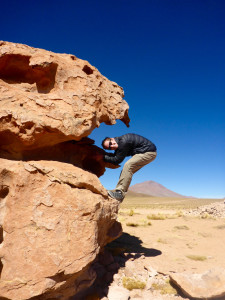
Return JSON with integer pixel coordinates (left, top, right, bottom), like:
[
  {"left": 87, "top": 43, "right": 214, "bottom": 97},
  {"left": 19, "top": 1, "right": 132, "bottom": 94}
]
[{"left": 108, "top": 190, "right": 124, "bottom": 201}]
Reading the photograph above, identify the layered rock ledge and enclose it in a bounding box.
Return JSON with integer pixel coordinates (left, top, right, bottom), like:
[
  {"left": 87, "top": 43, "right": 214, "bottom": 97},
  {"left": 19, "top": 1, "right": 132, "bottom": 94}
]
[
  {"left": 0, "top": 159, "right": 122, "bottom": 299},
  {"left": 0, "top": 41, "right": 130, "bottom": 299},
  {"left": 0, "top": 41, "right": 129, "bottom": 159}
]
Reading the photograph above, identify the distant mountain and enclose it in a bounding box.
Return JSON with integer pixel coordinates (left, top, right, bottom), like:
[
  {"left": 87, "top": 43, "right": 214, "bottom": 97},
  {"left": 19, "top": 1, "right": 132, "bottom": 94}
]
[{"left": 129, "top": 181, "right": 188, "bottom": 198}]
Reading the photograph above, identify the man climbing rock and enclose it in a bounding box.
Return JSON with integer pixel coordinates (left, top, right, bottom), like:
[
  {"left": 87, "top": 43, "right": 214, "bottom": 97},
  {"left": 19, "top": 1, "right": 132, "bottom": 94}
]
[{"left": 102, "top": 133, "right": 157, "bottom": 201}]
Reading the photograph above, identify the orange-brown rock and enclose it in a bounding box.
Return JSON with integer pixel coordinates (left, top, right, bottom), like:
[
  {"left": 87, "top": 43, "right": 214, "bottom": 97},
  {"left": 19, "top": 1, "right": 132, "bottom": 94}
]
[
  {"left": 1, "top": 137, "right": 119, "bottom": 177},
  {"left": 0, "top": 41, "right": 129, "bottom": 158},
  {"left": 0, "top": 158, "right": 122, "bottom": 299},
  {"left": 170, "top": 268, "right": 225, "bottom": 299},
  {"left": 0, "top": 42, "right": 128, "bottom": 299}
]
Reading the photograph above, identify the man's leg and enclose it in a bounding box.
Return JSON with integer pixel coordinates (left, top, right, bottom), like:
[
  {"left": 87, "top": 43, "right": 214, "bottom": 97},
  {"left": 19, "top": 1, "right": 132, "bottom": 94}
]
[{"left": 115, "top": 151, "right": 157, "bottom": 196}]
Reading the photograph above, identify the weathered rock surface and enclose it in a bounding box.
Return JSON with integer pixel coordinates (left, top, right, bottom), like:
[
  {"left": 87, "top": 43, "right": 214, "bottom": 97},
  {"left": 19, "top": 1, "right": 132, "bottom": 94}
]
[
  {"left": 0, "top": 158, "right": 122, "bottom": 299},
  {"left": 0, "top": 41, "right": 129, "bottom": 159},
  {"left": 18, "top": 137, "right": 119, "bottom": 178},
  {"left": 0, "top": 42, "right": 129, "bottom": 299},
  {"left": 170, "top": 268, "right": 225, "bottom": 299}
]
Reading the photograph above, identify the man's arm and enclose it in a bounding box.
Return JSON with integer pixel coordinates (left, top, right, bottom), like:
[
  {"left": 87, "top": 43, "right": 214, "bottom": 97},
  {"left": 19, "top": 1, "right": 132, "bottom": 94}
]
[{"left": 104, "top": 143, "right": 130, "bottom": 165}]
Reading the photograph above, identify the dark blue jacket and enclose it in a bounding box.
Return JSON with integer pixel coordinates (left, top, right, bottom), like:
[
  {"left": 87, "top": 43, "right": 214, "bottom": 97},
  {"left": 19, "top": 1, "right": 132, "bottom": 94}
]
[{"left": 104, "top": 133, "right": 156, "bottom": 165}]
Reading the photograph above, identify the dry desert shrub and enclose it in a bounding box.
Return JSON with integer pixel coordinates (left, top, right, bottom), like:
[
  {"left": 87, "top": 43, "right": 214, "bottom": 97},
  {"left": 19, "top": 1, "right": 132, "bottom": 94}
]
[
  {"left": 126, "top": 222, "right": 139, "bottom": 227},
  {"left": 165, "top": 214, "right": 178, "bottom": 219},
  {"left": 186, "top": 255, "right": 207, "bottom": 261},
  {"left": 122, "top": 277, "right": 146, "bottom": 291},
  {"left": 174, "top": 225, "right": 189, "bottom": 230},
  {"left": 186, "top": 242, "right": 198, "bottom": 249},
  {"left": 214, "top": 224, "right": 225, "bottom": 229},
  {"left": 157, "top": 238, "right": 168, "bottom": 244},
  {"left": 198, "top": 232, "right": 212, "bottom": 237},
  {"left": 147, "top": 213, "right": 166, "bottom": 220},
  {"left": 138, "top": 218, "right": 151, "bottom": 226},
  {"left": 151, "top": 279, "right": 177, "bottom": 295},
  {"left": 176, "top": 210, "right": 184, "bottom": 217},
  {"left": 126, "top": 218, "right": 152, "bottom": 227},
  {"left": 144, "top": 220, "right": 152, "bottom": 226},
  {"left": 129, "top": 209, "right": 134, "bottom": 216},
  {"left": 199, "top": 213, "right": 215, "bottom": 220}
]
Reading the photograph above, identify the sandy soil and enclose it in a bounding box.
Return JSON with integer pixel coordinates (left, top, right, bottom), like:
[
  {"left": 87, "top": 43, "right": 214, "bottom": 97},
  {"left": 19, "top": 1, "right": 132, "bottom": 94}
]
[
  {"left": 74, "top": 199, "right": 225, "bottom": 299},
  {"left": 118, "top": 207, "right": 225, "bottom": 274}
]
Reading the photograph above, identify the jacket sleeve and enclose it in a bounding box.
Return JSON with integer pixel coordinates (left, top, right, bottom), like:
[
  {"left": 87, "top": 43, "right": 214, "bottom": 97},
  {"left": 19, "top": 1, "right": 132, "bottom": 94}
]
[{"left": 104, "top": 141, "right": 130, "bottom": 165}]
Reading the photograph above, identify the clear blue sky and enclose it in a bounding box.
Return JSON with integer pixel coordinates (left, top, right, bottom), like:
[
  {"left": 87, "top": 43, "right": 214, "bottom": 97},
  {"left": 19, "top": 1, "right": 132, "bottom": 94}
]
[{"left": 1, "top": 0, "right": 224, "bottom": 198}]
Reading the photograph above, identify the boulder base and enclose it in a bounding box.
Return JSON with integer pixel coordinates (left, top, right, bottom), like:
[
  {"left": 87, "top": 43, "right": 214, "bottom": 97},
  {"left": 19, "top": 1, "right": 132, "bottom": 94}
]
[{"left": 0, "top": 158, "right": 121, "bottom": 299}]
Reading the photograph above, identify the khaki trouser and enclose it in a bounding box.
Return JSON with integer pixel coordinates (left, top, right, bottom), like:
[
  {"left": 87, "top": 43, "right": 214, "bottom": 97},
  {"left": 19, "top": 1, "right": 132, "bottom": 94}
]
[{"left": 116, "top": 151, "right": 157, "bottom": 195}]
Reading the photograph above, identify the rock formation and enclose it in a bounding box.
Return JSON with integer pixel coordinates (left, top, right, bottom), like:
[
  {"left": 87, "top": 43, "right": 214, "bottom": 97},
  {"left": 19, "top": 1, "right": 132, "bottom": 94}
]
[
  {"left": 0, "top": 41, "right": 130, "bottom": 299},
  {"left": 170, "top": 268, "right": 225, "bottom": 299},
  {"left": 184, "top": 201, "right": 225, "bottom": 219},
  {"left": 0, "top": 41, "right": 129, "bottom": 159}
]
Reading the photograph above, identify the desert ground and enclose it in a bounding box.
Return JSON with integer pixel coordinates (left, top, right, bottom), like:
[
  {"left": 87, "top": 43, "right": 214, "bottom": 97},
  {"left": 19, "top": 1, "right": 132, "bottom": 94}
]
[
  {"left": 119, "top": 195, "right": 225, "bottom": 275},
  {"left": 83, "top": 195, "right": 225, "bottom": 300},
  {"left": 74, "top": 195, "right": 225, "bottom": 299}
]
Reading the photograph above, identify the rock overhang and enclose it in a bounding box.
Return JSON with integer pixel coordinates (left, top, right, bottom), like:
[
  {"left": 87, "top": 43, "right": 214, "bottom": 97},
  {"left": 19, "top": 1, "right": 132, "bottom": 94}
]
[{"left": 0, "top": 41, "right": 130, "bottom": 176}]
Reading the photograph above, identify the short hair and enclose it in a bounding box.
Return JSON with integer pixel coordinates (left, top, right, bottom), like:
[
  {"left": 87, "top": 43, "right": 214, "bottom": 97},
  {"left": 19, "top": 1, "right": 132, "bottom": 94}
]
[{"left": 102, "top": 137, "right": 111, "bottom": 149}]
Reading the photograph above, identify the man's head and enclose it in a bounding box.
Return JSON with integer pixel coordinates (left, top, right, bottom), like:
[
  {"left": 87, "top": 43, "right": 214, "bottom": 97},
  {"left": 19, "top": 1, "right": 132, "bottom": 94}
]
[{"left": 102, "top": 137, "right": 118, "bottom": 150}]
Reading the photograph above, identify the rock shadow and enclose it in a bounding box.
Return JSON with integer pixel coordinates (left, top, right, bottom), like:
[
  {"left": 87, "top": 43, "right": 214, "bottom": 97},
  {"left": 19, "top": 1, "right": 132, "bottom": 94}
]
[
  {"left": 108, "top": 232, "right": 162, "bottom": 258},
  {"left": 0, "top": 54, "right": 58, "bottom": 93},
  {"left": 0, "top": 138, "right": 119, "bottom": 178},
  {"left": 71, "top": 233, "right": 161, "bottom": 299}
]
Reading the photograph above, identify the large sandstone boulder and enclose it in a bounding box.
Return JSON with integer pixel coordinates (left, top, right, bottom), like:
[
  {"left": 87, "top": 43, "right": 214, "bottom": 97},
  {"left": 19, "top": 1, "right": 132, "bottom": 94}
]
[
  {"left": 0, "top": 159, "right": 122, "bottom": 299},
  {"left": 0, "top": 41, "right": 129, "bottom": 159},
  {"left": 0, "top": 42, "right": 129, "bottom": 299}
]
